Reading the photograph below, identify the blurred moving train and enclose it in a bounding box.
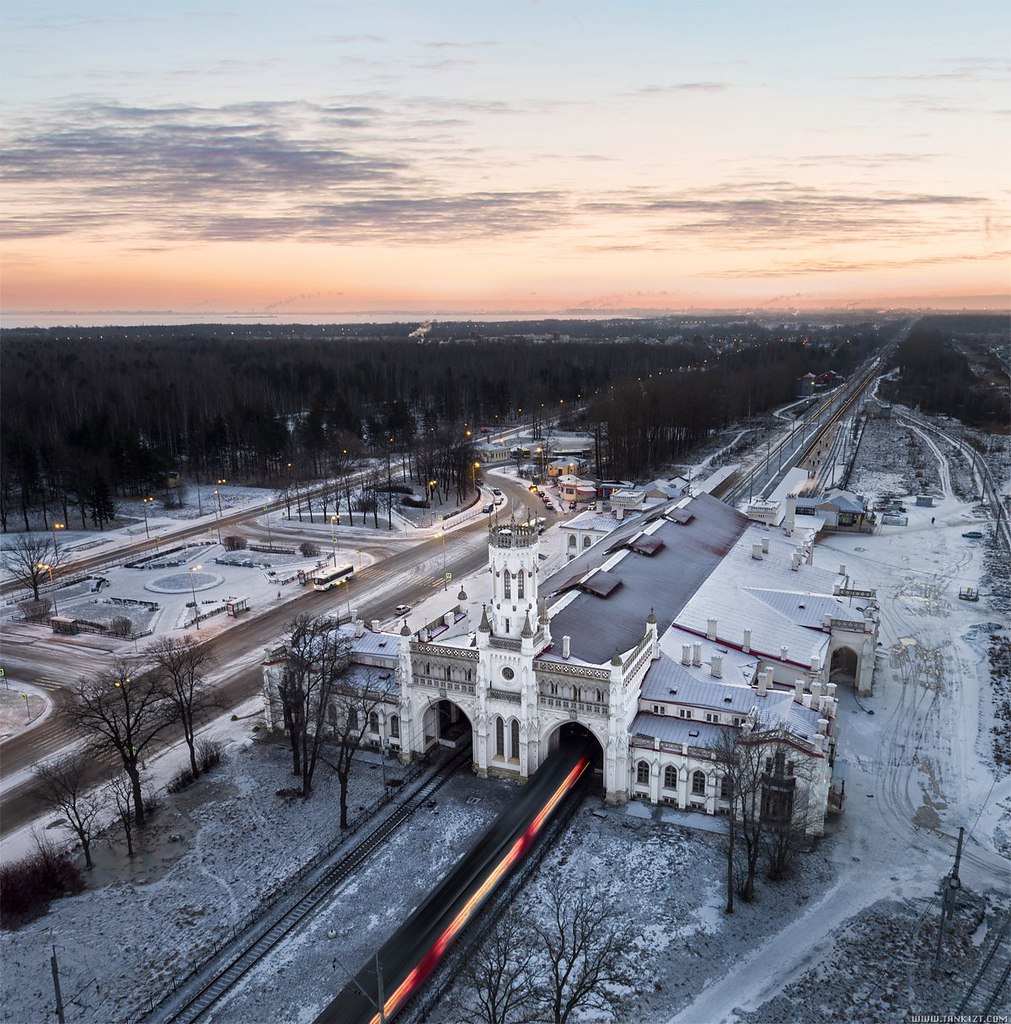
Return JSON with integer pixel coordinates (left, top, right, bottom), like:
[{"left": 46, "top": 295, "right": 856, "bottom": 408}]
[{"left": 316, "top": 741, "right": 594, "bottom": 1024}]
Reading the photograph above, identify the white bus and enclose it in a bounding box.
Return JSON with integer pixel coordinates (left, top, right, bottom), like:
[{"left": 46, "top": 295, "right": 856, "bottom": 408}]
[{"left": 313, "top": 564, "right": 355, "bottom": 591}]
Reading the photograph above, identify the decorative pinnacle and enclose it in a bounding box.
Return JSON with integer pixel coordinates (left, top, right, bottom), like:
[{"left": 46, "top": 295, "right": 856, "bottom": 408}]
[
  {"left": 478, "top": 603, "right": 492, "bottom": 632},
  {"left": 521, "top": 610, "right": 533, "bottom": 638}
]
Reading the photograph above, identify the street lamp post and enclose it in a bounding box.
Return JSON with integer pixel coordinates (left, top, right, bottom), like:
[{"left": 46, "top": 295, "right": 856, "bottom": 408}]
[
  {"left": 436, "top": 531, "right": 448, "bottom": 590},
  {"left": 141, "top": 496, "right": 153, "bottom": 539},
  {"left": 37, "top": 562, "right": 58, "bottom": 615},
  {"left": 330, "top": 514, "right": 340, "bottom": 564},
  {"left": 472, "top": 461, "right": 481, "bottom": 496},
  {"left": 214, "top": 480, "right": 226, "bottom": 543},
  {"left": 189, "top": 564, "right": 202, "bottom": 629},
  {"left": 53, "top": 521, "right": 65, "bottom": 559}
]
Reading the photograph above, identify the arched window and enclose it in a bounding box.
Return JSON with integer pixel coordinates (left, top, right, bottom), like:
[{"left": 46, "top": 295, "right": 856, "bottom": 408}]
[
  {"left": 503, "top": 569, "right": 511, "bottom": 598},
  {"left": 663, "top": 765, "right": 678, "bottom": 789},
  {"left": 369, "top": 711, "right": 379, "bottom": 733},
  {"left": 720, "top": 775, "right": 731, "bottom": 799},
  {"left": 510, "top": 720, "right": 520, "bottom": 758},
  {"left": 517, "top": 571, "right": 525, "bottom": 598},
  {"left": 348, "top": 708, "right": 358, "bottom": 730},
  {"left": 495, "top": 717, "right": 505, "bottom": 757},
  {"left": 568, "top": 535, "right": 577, "bottom": 549},
  {"left": 692, "top": 770, "right": 706, "bottom": 795},
  {"left": 389, "top": 714, "right": 400, "bottom": 739},
  {"left": 636, "top": 760, "right": 650, "bottom": 785},
  {"left": 583, "top": 536, "right": 592, "bottom": 548}
]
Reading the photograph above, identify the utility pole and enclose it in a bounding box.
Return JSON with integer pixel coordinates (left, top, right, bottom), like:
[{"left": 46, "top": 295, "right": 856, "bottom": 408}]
[
  {"left": 932, "top": 826, "right": 964, "bottom": 977},
  {"left": 51, "top": 946, "right": 65, "bottom": 1024}
]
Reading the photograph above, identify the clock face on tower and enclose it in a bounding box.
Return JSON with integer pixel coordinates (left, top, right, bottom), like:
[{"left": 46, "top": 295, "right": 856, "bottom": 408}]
[{"left": 501, "top": 666, "right": 515, "bottom": 681}]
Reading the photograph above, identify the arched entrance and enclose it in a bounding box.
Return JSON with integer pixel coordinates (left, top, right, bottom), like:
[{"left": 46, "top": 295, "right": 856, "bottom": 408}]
[
  {"left": 544, "top": 722, "right": 605, "bottom": 793},
  {"left": 830, "top": 645, "right": 859, "bottom": 687},
  {"left": 422, "top": 698, "right": 473, "bottom": 752}
]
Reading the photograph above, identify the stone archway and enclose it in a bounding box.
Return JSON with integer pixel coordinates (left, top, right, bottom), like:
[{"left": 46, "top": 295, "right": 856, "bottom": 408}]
[
  {"left": 830, "top": 644, "right": 859, "bottom": 687},
  {"left": 541, "top": 721, "right": 606, "bottom": 794}
]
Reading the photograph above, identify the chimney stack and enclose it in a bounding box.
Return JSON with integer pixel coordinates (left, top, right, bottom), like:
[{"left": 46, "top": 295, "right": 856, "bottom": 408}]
[
  {"left": 742, "top": 628, "right": 752, "bottom": 653},
  {"left": 692, "top": 642, "right": 703, "bottom": 667},
  {"left": 752, "top": 542, "right": 763, "bottom": 560},
  {"left": 758, "top": 671, "right": 769, "bottom": 696},
  {"left": 780, "top": 645, "right": 789, "bottom": 662},
  {"left": 810, "top": 654, "right": 821, "bottom": 673},
  {"left": 681, "top": 644, "right": 692, "bottom": 666},
  {"left": 562, "top": 635, "right": 571, "bottom": 659},
  {"left": 616, "top": 506, "right": 625, "bottom": 521},
  {"left": 596, "top": 499, "right": 603, "bottom": 513},
  {"left": 761, "top": 537, "right": 770, "bottom": 554},
  {"left": 711, "top": 654, "right": 723, "bottom": 678},
  {"left": 706, "top": 617, "right": 718, "bottom": 640},
  {"left": 811, "top": 680, "right": 822, "bottom": 699},
  {"left": 817, "top": 718, "right": 829, "bottom": 736},
  {"left": 794, "top": 679, "right": 805, "bottom": 701},
  {"left": 370, "top": 619, "right": 380, "bottom": 633},
  {"left": 839, "top": 563, "right": 847, "bottom": 576}
]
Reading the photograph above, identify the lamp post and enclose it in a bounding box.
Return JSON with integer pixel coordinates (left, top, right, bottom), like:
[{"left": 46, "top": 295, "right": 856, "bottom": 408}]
[
  {"left": 189, "top": 564, "right": 202, "bottom": 629},
  {"left": 214, "top": 480, "right": 226, "bottom": 543},
  {"left": 472, "top": 461, "right": 481, "bottom": 496},
  {"left": 436, "top": 532, "right": 447, "bottom": 589},
  {"left": 141, "top": 496, "right": 153, "bottom": 539},
  {"left": 37, "top": 562, "right": 58, "bottom": 615},
  {"left": 330, "top": 514, "right": 340, "bottom": 564},
  {"left": 53, "top": 521, "right": 65, "bottom": 559}
]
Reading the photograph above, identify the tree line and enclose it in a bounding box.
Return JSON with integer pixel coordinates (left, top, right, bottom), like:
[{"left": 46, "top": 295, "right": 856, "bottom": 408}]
[{"left": 0, "top": 321, "right": 887, "bottom": 531}]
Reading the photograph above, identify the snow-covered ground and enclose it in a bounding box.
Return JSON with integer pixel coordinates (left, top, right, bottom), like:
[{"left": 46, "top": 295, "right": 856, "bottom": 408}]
[{"left": 1, "top": 409, "right": 1009, "bottom": 1023}]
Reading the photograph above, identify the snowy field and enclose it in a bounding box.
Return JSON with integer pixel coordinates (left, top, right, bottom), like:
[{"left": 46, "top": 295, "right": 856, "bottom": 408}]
[{"left": 1, "top": 406, "right": 1009, "bottom": 1023}]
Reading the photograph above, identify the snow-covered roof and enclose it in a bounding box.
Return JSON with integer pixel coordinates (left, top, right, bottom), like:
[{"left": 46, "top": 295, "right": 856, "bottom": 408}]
[
  {"left": 561, "top": 508, "right": 638, "bottom": 533},
  {"left": 655, "top": 627, "right": 759, "bottom": 688},
  {"left": 350, "top": 629, "right": 402, "bottom": 662},
  {"left": 640, "top": 655, "right": 760, "bottom": 714},
  {"left": 669, "top": 527, "right": 841, "bottom": 667}
]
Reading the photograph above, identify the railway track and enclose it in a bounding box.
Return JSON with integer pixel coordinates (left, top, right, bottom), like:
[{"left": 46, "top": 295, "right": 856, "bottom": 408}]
[
  {"left": 402, "top": 772, "right": 592, "bottom": 1024},
  {"left": 956, "top": 913, "right": 1011, "bottom": 1018},
  {"left": 150, "top": 745, "right": 473, "bottom": 1024}
]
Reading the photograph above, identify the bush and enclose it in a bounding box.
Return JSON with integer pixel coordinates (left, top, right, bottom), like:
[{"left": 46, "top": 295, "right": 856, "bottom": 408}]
[
  {"left": 167, "top": 768, "right": 196, "bottom": 794},
  {"left": 19, "top": 597, "right": 52, "bottom": 622},
  {"left": 109, "top": 616, "right": 133, "bottom": 637},
  {"left": 222, "top": 535, "right": 247, "bottom": 551},
  {"left": 0, "top": 840, "right": 84, "bottom": 929},
  {"left": 299, "top": 541, "right": 320, "bottom": 557},
  {"left": 196, "top": 738, "right": 223, "bottom": 772}
]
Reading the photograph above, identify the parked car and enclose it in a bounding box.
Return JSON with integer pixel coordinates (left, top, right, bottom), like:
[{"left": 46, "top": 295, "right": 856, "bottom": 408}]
[
  {"left": 544, "top": 501, "right": 555, "bottom": 511},
  {"left": 394, "top": 604, "right": 411, "bottom": 616},
  {"left": 492, "top": 488, "right": 502, "bottom": 496},
  {"left": 494, "top": 497, "right": 504, "bottom": 506},
  {"left": 481, "top": 503, "right": 495, "bottom": 514}
]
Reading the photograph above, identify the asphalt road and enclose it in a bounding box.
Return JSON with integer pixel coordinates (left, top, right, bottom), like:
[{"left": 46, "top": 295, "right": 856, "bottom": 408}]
[{"left": 0, "top": 472, "right": 555, "bottom": 840}]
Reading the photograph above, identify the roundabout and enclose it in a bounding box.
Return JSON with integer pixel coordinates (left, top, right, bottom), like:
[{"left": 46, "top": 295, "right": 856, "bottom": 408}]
[{"left": 144, "top": 571, "right": 224, "bottom": 595}]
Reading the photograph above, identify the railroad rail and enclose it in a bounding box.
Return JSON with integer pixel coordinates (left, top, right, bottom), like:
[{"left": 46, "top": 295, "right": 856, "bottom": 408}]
[
  {"left": 956, "top": 912, "right": 1011, "bottom": 1018},
  {"left": 150, "top": 745, "right": 473, "bottom": 1024}
]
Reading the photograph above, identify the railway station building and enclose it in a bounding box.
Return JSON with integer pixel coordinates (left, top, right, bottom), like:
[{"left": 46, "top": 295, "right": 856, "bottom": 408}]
[{"left": 262, "top": 492, "right": 879, "bottom": 835}]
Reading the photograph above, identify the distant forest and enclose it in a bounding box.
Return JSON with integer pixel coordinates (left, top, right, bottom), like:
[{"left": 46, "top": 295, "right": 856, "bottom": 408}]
[
  {"left": 0, "top": 319, "right": 889, "bottom": 532},
  {"left": 881, "top": 318, "right": 1009, "bottom": 429}
]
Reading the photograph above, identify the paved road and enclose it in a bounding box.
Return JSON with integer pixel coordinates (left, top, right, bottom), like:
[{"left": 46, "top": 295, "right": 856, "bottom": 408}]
[{"left": 0, "top": 471, "right": 554, "bottom": 840}]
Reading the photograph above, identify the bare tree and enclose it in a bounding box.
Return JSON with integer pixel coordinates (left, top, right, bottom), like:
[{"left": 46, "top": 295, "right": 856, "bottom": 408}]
[
  {"left": 147, "top": 636, "right": 215, "bottom": 778},
  {"left": 4, "top": 534, "right": 61, "bottom": 600},
  {"left": 109, "top": 774, "right": 136, "bottom": 857},
  {"left": 64, "top": 660, "right": 175, "bottom": 827},
  {"left": 711, "top": 725, "right": 743, "bottom": 914},
  {"left": 321, "top": 667, "right": 397, "bottom": 829},
  {"left": 33, "top": 753, "right": 104, "bottom": 869},
  {"left": 760, "top": 742, "right": 816, "bottom": 880},
  {"left": 277, "top": 614, "right": 352, "bottom": 798},
  {"left": 728, "top": 722, "right": 767, "bottom": 903},
  {"left": 530, "top": 873, "right": 633, "bottom": 1024},
  {"left": 455, "top": 916, "right": 536, "bottom": 1024}
]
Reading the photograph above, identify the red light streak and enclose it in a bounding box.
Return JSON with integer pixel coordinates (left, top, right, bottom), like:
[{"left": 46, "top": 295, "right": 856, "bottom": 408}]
[{"left": 368, "top": 756, "right": 589, "bottom": 1024}]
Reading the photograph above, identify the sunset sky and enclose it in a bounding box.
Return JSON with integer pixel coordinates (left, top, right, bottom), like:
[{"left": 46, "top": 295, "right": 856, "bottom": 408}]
[{"left": 2, "top": 0, "right": 1008, "bottom": 322}]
